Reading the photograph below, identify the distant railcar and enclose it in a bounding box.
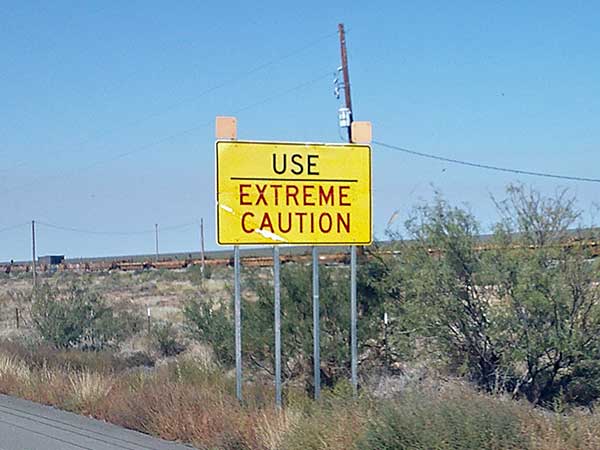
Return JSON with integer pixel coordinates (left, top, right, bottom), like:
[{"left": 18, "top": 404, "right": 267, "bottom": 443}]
[{"left": 38, "top": 255, "right": 65, "bottom": 265}]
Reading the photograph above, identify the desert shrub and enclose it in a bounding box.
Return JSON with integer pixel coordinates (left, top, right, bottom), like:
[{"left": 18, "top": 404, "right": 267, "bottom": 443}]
[
  {"left": 183, "top": 262, "right": 388, "bottom": 392},
  {"left": 167, "top": 359, "right": 229, "bottom": 388},
  {"left": 245, "top": 262, "right": 388, "bottom": 391},
  {"left": 30, "top": 282, "right": 135, "bottom": 350},
  {"left": 186, "top": 263, "right": 212, "bottom": 284},
  {"left": 384, "top": 185, "right": 600, "bottom": 406},
  {"left": 359, "top": 388, "right": 529, "bottom": 450},
  {"left": 183, "top": 297, "right": 234, "bottom": 366},
  {"left": 396, "top": 194, "right": 503, "bottom": 387},
  {"left": 115, "top": 307, "right": 145, "bottom": 335},
  {"left": 151, "top": 321, "right": 185, "bottom": 357}
]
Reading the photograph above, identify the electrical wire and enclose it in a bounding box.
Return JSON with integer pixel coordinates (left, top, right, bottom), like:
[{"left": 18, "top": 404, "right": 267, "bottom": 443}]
[
  {"left": 0, "top": 31, "right": 337, "bottom": 172},
  {"left": 232, "top": 71, "right": 331, "bottom": 114},
  {"left": 97, "top": 70, "right": 330, "bottom": 162},
  {"left": 36, "top": 221, "right": 196, "bottom": 236},
  {"left": 0, "top": 223, "right": 29, "bottom": 234},
  {"left": 0, "top": 123, "right": 202, "bottom": 196},
  {"left": 373, "top": 140, "right": 600, "bottom": 183},
  {"left": 0, "top": 71, "right": 331, "bottom": 245},
  {"left": 0, "top": 69, "right": 332, "bottom": 196},
  {"left": 0, "top": 72, "right": 331, "bottom": 241}
]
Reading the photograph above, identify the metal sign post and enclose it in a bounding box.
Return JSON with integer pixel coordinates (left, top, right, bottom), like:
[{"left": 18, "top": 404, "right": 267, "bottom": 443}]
[
  {"left": 312, "top": 246, "right": 321, "bottom": 400},
  {"left": 234, "top": 245, "right": 242, "bottom": 402},
  {"left": 350, "top": 246, "right": 358, "bottom": 395},
  {"left": 273, "top": 246, "right": 282, "bottom": 407},
  {"left": 384, "top": 312, "right": 389, "bottom": 375}
]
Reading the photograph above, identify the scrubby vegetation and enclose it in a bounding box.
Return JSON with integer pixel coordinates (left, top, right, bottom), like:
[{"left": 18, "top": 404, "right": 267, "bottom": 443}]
[
  {"left": 29, "top": 282, "right": 142, "bottom": 350},
  {"left": 2, "top": 183, "right": 600, "bottom": 448}
]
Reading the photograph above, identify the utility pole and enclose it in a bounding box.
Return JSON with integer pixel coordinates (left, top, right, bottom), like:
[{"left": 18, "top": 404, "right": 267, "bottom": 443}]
[
  {"left": 154, "top": 224, "right": 159, "bottom": 263},
  {"left": 338, "top": 22, "right": 358, "bottom": 396},
  {"left": 338, "top": 23, "right": 353, "bottom": 142},
  {"left": 200, "top": 218, "right": 206, "bottom": 277},
  {"left": 31, "top": 220, "right": 37, "bottom": 289}
]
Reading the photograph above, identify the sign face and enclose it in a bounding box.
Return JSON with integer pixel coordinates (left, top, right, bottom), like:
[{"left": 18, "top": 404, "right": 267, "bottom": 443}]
[{"left": 216, "top": 140, "right": 372, "bottom": 245}]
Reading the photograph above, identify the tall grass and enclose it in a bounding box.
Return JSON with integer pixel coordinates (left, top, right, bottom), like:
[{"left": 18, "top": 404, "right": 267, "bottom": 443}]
[
  {"left": 0, "top": 353, "right": 31, "bottom": 383},
  {"left": 359, "top": 386, "right": 528, "bottom": 450}
]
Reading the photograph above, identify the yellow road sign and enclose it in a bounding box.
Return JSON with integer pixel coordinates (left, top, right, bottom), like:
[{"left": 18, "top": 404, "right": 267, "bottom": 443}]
[{"left": 216, "top": 140, "right": 372, "bottom": 245}]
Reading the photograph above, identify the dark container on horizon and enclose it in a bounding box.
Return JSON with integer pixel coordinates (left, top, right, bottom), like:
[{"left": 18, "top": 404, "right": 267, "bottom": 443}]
[{"left": 38, "top": 255, "right": 64, "bottom": 265}]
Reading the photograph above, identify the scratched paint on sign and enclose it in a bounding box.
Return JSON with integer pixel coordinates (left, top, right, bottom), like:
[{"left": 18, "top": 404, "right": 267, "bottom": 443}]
[{"left": 216, "top": 141, "right": 371, "bottom": 245}]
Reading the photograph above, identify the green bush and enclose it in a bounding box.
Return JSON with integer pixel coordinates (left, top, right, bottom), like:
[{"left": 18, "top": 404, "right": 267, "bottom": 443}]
[
  {"left": 151, "top": 321, "right": 185, "bottom": 357},
  {"left": 382, "top": 184, "right": 600, "bottom": 406},
  {"left": 255, "top": 262, "right": 393, "bottom": 390},
  {"left": 183, "top": 297, "right": 234, "bottom": 366},
  {"left": 30, "top": 282, "right": 134, "bottom": 350},
  {"left": 186, "top": 264, "right": 212, "bottom": 284},
  {"left": 183, "top": 262, "right": 387, "bottom": 391}
]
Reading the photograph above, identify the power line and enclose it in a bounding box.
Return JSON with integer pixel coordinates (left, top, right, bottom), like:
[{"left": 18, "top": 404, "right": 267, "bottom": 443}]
[
  {"left": 0, "top": 69, "right": 331, "bottom": 196},
  {"left": 0, "top": 223, "right": 29, "bottom": 234},
  {"left": 373, "top": 140, "right": 600, "bottom": 183},
  {"left": 0, "top": 31, "right": 337, "bottom": 172},
  {"left": 233, "top": 71, "right": 331, "bottom": 114},
  {"left": 36, "top": 221, "right": 196, "bottom": 236},
  {"left": 0, "top": 125, "right": 204, "bottom": 196}
]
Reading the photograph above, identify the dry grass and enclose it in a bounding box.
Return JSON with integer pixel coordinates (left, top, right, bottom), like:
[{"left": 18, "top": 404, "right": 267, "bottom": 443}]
[
  {"left": 0, "top": 353, "right": 31, "bottom": 382},
  {"left": 521, "top": 408, "right": 600, "bottom": 450},
  {"left": 1, "top": 343, "right": 600, "bottom": 449},
  {"left": 255, "top": 409, "right": 301, "bottom": 450},
  {"left": 0, "top": 348, "right": 267, "bottom": 448},
  {"left": 68, "top": 370, "right": 114, "bottom": 411}
]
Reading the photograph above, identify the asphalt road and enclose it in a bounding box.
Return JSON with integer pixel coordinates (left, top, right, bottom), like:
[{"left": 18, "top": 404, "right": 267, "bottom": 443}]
[{"left": 0, "top": 394, "right": 195, "bottom": 450}]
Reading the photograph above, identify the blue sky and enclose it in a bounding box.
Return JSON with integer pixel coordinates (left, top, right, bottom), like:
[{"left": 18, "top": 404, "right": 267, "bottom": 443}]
[{"left": 1, "top": 1, "right": 599, "bottom": 261}]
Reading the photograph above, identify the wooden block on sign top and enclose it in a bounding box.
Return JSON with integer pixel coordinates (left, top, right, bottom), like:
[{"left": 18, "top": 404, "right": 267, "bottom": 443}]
[
  {"left": 215, "top": 116, "right": 237, "bottom": 140},
  {"left": 351, "top": 121, "right": 372, "bottom": 144}
]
